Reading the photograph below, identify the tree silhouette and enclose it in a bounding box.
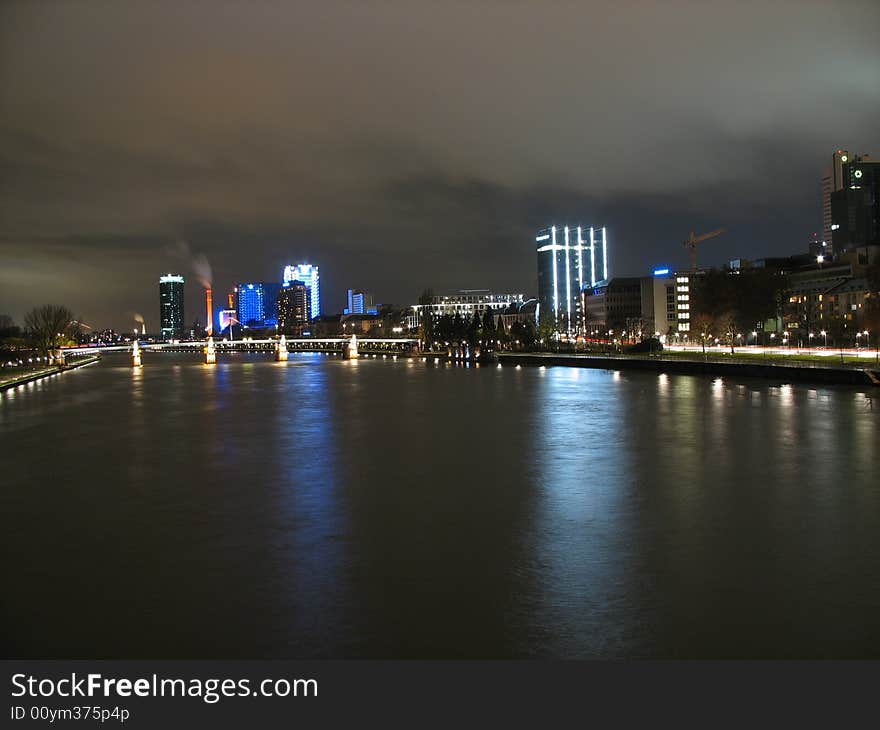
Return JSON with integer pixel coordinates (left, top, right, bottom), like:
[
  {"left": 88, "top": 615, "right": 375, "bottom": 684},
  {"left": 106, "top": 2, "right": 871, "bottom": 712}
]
[{"left": 24, "top": 305, "right": 76, "bottom": 358}]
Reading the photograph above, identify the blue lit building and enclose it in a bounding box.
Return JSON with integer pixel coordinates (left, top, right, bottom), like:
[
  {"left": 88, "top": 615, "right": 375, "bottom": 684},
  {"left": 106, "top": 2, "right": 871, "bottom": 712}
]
[
  {"left": 345, "top": 288, "right": 377, "bottom": 315},
  {"left": 236, "top": 282, "right": 281, "bottom": 328},
  {"left": 237, "top": 284, "right": 263, "bottom": 327},
  {"left": 282, "top": 263, "right": 320, "bottom": 318}
]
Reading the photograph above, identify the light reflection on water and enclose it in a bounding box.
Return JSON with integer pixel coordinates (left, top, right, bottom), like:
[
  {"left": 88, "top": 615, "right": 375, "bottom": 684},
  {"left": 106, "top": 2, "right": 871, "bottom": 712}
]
[{"left": 1, "top": 354, "right": 878, "bottom": 658}]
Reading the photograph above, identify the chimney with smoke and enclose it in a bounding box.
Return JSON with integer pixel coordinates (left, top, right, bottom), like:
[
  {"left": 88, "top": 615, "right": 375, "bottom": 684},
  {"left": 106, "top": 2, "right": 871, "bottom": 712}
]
[{"left": 205, "top": 288, "right": 214, "bottom": 337}]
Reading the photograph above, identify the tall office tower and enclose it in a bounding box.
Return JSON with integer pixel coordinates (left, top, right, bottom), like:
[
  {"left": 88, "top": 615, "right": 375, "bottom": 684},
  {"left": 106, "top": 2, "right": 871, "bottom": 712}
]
[
  {"left": 236, "top": 283, "right": 265, "bottom": 327},
  {"left": 277, "top": 281, "right": 311, "bottom": 334},
  {"left": 821, "top": 149, "right": 852, "bottom": 255},
  {"left": 830, "top": 154, "right": 880, "bottom": 252},
  {"left": 159, "top": 274, "right": 185, "bottom": 340},
  {"left": 235, "top": 282, "right": 282, "bottom": 327},
  {"left": 536, "top": 225, "right": 608, "bottom": 334},
  {"left": 282, "top": 263, "right": 320, "bottom": 318}
]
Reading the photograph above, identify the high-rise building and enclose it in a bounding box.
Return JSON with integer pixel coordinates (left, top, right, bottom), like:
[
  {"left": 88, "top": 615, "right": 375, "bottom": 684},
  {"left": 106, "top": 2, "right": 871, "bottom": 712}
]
[
  {"left": 345, "top": 289, "right": 376, "bottom": 315},
  {"left": 820, "top": 149, "right": 850, "bottom": 254},
  {"left": 830, "top": 154, "right": 879, "bottom": 252},
  {"left": 236, "top": 282, "right": 282, "bottom": 328},
  {"left": 237, "top": 283, "right": 263, "bottom": 327},
  {"left": 159, "top": 274, "right": 185, "bottom": 340},
  {"left": 277, "top": 281, "right": 311, "bottom": 334},
  {"left": 261, "top": 283, "right": 281, "bottom": 326},
  {"left": 536, "top": 225, "right": 608, "bottom": 334},
  {"left": 282, "top": 264, "right": 320, "bottom": 318}
]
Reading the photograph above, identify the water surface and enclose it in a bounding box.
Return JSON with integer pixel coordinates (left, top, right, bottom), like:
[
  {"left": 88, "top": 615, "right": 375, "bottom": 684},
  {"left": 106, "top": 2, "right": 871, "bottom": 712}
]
[{"left": 1, "top": 353, "right": 877, "bottom": 658}]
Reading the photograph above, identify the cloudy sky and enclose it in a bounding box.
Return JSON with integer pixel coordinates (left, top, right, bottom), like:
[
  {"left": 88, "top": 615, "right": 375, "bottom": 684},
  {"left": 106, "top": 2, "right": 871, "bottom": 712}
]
[{"left": 1, "top": 0, "right": 878, "bottom": 330}]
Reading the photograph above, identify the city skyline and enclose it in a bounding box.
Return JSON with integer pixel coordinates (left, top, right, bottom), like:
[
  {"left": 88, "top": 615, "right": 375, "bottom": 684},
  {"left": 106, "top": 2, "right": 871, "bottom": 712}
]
[
  {"left": 3, "top": 3, "right": 880, "bottom": 693},
  {"left": 2, "top": 2, "right": 879, "bottom": 331}
]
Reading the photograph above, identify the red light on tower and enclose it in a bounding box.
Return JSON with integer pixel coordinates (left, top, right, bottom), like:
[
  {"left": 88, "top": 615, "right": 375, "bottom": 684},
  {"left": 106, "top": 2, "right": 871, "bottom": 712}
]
[{"left": 205, "top": 288, "right": 213, "bottom": 336}]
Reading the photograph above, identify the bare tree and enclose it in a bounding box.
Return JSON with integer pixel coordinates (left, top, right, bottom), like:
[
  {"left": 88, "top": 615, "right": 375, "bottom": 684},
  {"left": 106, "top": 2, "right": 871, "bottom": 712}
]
[
  {"left": 23, "top": 305, "right": 75, "bottom": 358},
  {"left": 694, "top": 313, "right": 714, "bottom": 354},
  {"left": 719, "top": 311, "right": 739, "bottom": 354}
]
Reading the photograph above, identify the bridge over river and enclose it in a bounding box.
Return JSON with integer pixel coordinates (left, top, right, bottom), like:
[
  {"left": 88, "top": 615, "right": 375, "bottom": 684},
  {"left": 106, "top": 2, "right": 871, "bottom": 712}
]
[{"left": 65, "top": 336, "right": 420, "bottom": 358}]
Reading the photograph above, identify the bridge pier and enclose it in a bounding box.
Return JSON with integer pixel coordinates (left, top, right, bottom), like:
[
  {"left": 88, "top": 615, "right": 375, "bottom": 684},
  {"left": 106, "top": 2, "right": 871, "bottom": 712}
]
[
  {"left": 343, "top": 334, "right": 359, "bottom": 360},
  {"left": 275, "top": 334, "right": 289, "bottom": 362},
  {"left": 205, "top": 336, "right": 217, "bottom": 365}
]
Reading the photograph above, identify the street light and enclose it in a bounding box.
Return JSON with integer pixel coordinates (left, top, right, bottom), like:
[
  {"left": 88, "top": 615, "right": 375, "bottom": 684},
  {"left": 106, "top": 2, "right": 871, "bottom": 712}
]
[{"left": 821, "top": 330, "right": 827, "bottom": 348}]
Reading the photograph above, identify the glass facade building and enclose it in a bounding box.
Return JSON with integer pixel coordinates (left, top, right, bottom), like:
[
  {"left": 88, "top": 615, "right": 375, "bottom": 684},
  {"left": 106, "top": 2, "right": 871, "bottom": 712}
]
[
  {"left": 159, "top": 274, "right": 185, "bottom": 340},
  {"left": 236, "top": 282, "right": 281, "bottom": 328},
  {"left": 282, "top": 264, "right": 320, "bottom": 318},
  {"left": 237, "top": 283, "right": 264, "bottom": 327},
  {"left": 536, "top": 225, "right": 608, "bottom": 334}
]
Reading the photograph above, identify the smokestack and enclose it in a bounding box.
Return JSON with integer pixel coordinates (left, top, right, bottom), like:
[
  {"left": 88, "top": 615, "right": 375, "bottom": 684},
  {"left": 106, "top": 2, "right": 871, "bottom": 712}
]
[{"left": 205, "top": 288, "right": 213, "bottom": 337}]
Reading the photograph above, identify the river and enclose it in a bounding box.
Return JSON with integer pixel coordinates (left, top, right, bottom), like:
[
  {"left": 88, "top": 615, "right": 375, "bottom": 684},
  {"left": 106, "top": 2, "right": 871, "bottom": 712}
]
[{"left": 1, "top": 352, "right": 877, "bottom": 658}]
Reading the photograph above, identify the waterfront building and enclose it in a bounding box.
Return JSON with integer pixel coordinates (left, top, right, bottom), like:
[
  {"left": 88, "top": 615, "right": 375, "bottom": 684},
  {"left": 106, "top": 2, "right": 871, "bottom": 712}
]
[
  {"left": 277, "top": 280, "right": 311, "bottom": 334},
  {"left": 405, "top": 290, "right": 525, "bottom": 330},
  {"left": 783, "top": 247, "right": 878, "bottom": 340},
  {"left": 830, "top": 153, "right": 880, "bottom": 252},
  {"left": 536, "top": 225, "right": 608, "bottom": 335},
  {"left": 159, "top": 274, "right": 185, "bottom": 340},
  {"left": 583, "top": 269, "right": 696, "bottom": 340},
  {"left": 345, "top": 289, "right": 377, "bottom": 315},
  {"left": 642, "top": 269, "right": 698, "bottom": 338},
  {"left": 282, "top": 263, "right": 320, "bottom": 318},
  {"left": 582, "top": 276, "right": 658, "bottom": 337},
  {"left": 236, "top": 282, "right": 281, "bottom": 328},
  {"left": 237, "top": 283, "right": 264, "bottom": 327},
  {"left": 341, "top": 313, "right": 385, "bottom": 334}
]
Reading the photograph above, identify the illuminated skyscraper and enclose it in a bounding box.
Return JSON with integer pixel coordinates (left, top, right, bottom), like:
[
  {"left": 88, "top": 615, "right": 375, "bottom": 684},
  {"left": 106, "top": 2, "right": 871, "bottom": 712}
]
[
  {"left": 159, "top": 274, "right": 185, "bottom": 340},
  {"left": 237, "top": 283, "right": 263, "bottom": 327},
  {"left": 536, "top": 225, "right": 608, "bottom": 334},
  {"left": 282, "top": 263, "right": 320, "bottom": 318},
  {"left": 236, "top": 282, "right": 281, "bottom": 327}
]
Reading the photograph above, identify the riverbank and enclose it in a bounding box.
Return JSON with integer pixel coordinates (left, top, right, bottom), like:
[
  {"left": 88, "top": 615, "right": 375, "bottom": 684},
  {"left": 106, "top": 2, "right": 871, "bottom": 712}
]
[
  {"left": 0, "top": 355, "right": 101, "bottom": 391},
  {"left": 497, "top": 352, "right": 880, "bottom": 387}
]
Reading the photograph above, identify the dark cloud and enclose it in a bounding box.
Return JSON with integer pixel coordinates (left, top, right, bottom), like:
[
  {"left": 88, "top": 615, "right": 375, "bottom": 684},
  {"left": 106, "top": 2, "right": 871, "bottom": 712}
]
[{"left": 1, "top": 0, "right": 878, "bottom": 329}]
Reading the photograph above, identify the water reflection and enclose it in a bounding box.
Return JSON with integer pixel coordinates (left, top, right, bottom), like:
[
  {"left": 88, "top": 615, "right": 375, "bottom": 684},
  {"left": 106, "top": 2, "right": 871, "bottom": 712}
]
[{"left": 0, "top": 354, "right": 877, "bottom": 658}]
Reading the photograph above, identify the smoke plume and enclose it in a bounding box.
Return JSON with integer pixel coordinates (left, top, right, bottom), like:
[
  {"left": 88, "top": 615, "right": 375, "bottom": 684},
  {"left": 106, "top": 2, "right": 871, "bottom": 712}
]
[{"left": 167, "top": 240, "right": 213, "bottom": 289}]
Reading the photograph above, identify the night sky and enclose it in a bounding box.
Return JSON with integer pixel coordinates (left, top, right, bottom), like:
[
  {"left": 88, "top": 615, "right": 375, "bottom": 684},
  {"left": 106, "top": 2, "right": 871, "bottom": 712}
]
[{"left": 2, "top": 1, "right": 878, "bottom": 331}]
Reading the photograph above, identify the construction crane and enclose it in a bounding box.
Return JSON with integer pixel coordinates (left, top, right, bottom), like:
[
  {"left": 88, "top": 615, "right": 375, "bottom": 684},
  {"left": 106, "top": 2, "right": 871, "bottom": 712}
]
[{"left": 684, "top": 228, "right": 726, "bottom": 272}]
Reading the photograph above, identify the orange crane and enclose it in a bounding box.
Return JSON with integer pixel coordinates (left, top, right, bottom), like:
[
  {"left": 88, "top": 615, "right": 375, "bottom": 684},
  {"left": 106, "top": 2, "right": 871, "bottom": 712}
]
[{"left": 684, "top": 228, "right": 726, "bottom": 272}]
